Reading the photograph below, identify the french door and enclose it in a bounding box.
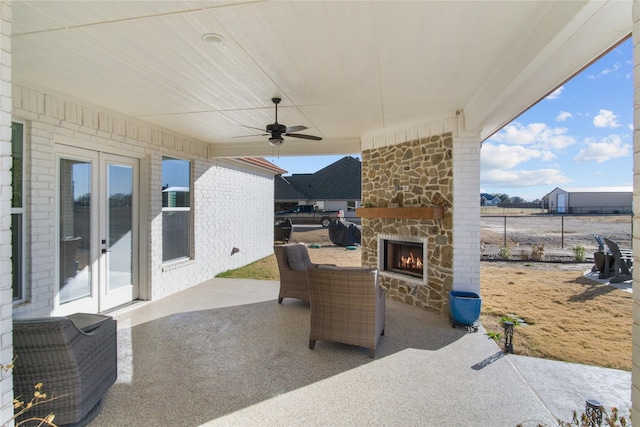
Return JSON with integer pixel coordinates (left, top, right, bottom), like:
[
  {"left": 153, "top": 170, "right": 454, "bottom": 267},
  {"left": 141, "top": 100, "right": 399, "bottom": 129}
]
[{"left": 55, "top": 147, "right": 139, "bottom": 315}]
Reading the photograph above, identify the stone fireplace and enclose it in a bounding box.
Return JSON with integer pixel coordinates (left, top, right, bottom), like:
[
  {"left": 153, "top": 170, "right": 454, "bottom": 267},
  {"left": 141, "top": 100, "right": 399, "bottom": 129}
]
[{"left": 359, "top": 132, "right": 453, "bottom": 314}]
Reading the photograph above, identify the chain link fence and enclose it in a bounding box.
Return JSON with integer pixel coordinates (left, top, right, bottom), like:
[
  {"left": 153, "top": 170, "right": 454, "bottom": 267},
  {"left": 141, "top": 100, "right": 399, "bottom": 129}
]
[{"left": 481, "top": 215, "right": 632, "bottom": 259}]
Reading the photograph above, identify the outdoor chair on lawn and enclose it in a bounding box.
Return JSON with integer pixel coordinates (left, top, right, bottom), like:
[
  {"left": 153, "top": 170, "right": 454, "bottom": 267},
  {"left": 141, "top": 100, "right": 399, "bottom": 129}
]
[
  {"left": 274, "top": 243, "right": 318, "bottom": 303},
  {"left": 603, "top": 238, "right": 633, "bottom": 283},
  {"left": 13, "top": 313, "right": 117, "bottom": 427},
  {"left": 592, "top": 233, "right": 615, "bottom": 276},
  {"left": 307, "top": 266, "right": 386, "bottom": 358}
]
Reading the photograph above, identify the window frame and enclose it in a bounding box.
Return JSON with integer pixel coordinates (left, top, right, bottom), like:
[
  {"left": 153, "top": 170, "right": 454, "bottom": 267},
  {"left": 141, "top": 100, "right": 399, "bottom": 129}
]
[
  {"left": 161, "top": 156, "right": 192, "bottom": 264},
  {"left": 11, "top": 121, "right": 25, "bottom": 303}
]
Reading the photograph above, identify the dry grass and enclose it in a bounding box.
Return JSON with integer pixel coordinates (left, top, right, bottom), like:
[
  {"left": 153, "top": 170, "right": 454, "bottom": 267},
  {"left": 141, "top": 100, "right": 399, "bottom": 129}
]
[{"left": 481, "top": 265, "right": 632, "bottom": 370}]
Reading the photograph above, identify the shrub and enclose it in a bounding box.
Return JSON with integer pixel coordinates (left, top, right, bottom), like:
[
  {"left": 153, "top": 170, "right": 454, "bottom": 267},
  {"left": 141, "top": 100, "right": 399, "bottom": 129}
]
[
  {"left": 499, "top": 245, "right": 511, "bottom": 259},
  {"left": 572, "top": 245, "right": 586, "bottom": 262},
  {"left": 0, "top": 362, "right": 60, "bottom": 427},
  {"left": 557, "top": 406, "right": 628, "bottom": 426},
  {"left": 530, "top": 243, "right": 544, "bottom": 261}
]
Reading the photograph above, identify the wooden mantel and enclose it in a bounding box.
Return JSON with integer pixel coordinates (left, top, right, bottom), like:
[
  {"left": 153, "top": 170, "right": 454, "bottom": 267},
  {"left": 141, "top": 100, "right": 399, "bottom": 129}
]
[{"left": 356, "top": 206, "right": 444, "bottom": 219}]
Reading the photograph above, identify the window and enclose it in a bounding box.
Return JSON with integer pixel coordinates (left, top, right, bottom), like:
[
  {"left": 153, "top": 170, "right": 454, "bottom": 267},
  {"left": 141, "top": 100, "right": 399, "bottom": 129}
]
[
  {"left": 161, "top": 157, "right": 191, "bottom": 262},
  {"left": 11, "top": 122, "right": 24, "bottom": 301}
]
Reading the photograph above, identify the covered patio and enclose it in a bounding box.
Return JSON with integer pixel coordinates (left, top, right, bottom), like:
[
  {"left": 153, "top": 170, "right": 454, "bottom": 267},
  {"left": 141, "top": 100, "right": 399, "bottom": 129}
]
[
  {"left": 89, "top": 277, "right": 630, "bottom": 426},
  {"left": 1, "top": 1, "right": 638, "bottom": 424}
]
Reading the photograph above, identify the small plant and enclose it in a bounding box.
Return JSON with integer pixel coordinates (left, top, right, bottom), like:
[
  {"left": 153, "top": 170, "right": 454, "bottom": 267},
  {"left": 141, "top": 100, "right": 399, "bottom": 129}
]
[
  {"left": 530, "top": 243, "right": 544, "bottom": 261},
  {"left": 500, "top": 315, "right": 521, "bottom": 326},
  {"left": 499, "top": 245, "right": 511, "bottom": 259},
  {"left": 572, "top": 245, "right": 586, "bottom": 262},
  {"left": 0, "top": 361, "right": 61, "bottom": 427},
  {"left": 518, "top": 406, "right": 630, "bottom": 427},
  {"left": 557, "top": 406, "right": 628, "bottom": 426},
  {"left": 486, "top": 330, "right": 502, "bottom": 341},
  {"left": 12, "top": 383, "right": 59, "bottom": 427}
]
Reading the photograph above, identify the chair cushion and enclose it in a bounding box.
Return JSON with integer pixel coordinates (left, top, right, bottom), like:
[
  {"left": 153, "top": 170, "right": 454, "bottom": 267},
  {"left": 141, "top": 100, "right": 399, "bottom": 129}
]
[{"left": 286, "top": 244, "right": 307, "bottom": 270}]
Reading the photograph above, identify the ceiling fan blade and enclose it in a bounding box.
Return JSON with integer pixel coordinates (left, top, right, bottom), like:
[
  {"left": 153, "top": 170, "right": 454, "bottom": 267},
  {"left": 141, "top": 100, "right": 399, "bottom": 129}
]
[
  {"left": 285, "top": 125, "right": 308, "bottom": 133},
  {"left": 233, "top": 133, "right": 267, "bottom": 138},
  {"left": 285, "top": 133, "right": 323, "bottom": 141},
  {"left": 240, "top": 124, "right": 267, "bottom": 132}
]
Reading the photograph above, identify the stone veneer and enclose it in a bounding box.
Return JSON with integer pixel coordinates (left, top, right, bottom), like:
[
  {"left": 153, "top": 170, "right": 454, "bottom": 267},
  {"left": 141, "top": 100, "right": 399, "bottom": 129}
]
[{"left": 361, "top": 132, "right": 453, "bottom": 313}]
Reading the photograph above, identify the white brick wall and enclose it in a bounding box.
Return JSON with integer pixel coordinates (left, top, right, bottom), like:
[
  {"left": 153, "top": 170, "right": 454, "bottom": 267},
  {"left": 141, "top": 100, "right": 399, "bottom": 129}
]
[
  {"left": 11, "top": 84, "right": 276, "bottom": 317},
  {"left": 632, "top": 0, "right": 640, "bottom": 421},
  {"left": 452, "top": 136, "right": 481, "bottom": 293},
  {"left": 0, "top": 1, "right": 12, "bottom": 424}
]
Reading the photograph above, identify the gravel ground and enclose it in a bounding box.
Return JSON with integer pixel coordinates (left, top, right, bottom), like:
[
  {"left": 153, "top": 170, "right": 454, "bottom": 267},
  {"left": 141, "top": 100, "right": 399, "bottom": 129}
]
[{"left": 481, "top": 214, "right": 632, "bottom": 260}]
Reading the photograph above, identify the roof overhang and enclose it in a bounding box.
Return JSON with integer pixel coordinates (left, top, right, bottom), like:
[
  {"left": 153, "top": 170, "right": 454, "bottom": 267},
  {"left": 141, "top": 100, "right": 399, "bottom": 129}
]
[{"left": 11, "top": 1, "right": 632, "bottom": 157}]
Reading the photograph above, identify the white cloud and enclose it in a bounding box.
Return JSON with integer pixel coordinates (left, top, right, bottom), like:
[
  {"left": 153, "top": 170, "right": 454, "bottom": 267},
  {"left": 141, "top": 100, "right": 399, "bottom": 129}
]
[
  {"left": 573, "top": 135, "right": 631, "bottom": 163},
  {"left": 601, "top": 62, "right": 621, "bottom": 75},
  {"left": 489, "top": 122, "right": 576, "bottom": 149},
  {"left": 481, "top": 143, "right": 544, "bottom": 170},
  {"left": 556, "top": 111, "right": 572, "bottom": 122},
  {"left": 481, "top": 168, "right": 571, "bottom": 187},
  {"left": 593, "top": 109, "right": 620, "bottom": 128},
  {"left": 545, "top": 86, "right": 564, "bottom": 100}
]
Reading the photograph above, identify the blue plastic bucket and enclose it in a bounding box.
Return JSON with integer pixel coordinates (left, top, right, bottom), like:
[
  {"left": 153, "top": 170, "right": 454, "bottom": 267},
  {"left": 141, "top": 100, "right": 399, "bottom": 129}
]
[{"left": 449, "top": 291, "right": 482, "bottom": 325}]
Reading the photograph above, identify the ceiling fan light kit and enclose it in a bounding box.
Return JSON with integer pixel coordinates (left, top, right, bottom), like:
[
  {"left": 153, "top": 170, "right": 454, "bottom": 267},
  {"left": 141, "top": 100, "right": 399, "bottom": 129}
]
[{"left": 269, "top": 137, "right": 284, "bottom": 146}]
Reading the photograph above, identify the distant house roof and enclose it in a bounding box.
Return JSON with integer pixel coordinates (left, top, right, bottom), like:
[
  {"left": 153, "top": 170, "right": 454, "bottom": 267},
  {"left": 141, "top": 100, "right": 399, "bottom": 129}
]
[
  {"left": 275, "top": 156, "right": 361, "bottom": 201},
  {"left": 480, "top": 193, "right": 499, "bottom": 200},
  {"left": 238, "top": 157, "right": 287, "bottom": 175},
  {"left": 274, "top": 175, "right": 309, "bottom": 201},
  {"left": 162, "top": 186, "right": 189, "bottom": 193}
]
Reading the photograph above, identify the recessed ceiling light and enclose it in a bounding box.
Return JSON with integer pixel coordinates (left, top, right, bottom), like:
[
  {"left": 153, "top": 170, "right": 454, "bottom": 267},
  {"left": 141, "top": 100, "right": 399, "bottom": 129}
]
[{"left": 202, "top": 33, "right": 224, "bottom": 45}]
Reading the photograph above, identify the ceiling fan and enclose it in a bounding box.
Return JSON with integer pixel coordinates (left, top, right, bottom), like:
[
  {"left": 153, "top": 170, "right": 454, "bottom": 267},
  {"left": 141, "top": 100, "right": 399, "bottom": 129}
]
[{"left": 239, "top": 97, "right": 322, "bottom": 146}]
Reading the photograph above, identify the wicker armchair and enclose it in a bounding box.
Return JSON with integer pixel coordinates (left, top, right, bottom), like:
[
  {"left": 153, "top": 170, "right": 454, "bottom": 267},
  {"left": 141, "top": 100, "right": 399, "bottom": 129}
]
[
  {"left": 13, "top": 313, "right": 117, "bottom": 426},
  {"left": 274, "top": 243, "right": 318, "bottom": 303},
  {"left": 307, "top": 266, "right": 386, "bottom": 358}
]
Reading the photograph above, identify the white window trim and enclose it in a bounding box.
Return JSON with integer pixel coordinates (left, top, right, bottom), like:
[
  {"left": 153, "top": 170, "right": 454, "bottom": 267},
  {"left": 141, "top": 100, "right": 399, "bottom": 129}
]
[
  {"left": 12, "top": 120, "right": 26, "bottom": 303},
  {"left": 161, "top": 156, "right": 193, "bottom": 264}
]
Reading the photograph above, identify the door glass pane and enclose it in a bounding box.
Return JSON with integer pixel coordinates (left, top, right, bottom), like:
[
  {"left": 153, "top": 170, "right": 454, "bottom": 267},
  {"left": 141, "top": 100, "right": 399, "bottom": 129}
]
[
  {"left": 59, "top": 159, "right": 91, "bottom": 303},
  {"left": 107, "top": 164, "right": 133, "bottom": 291}
]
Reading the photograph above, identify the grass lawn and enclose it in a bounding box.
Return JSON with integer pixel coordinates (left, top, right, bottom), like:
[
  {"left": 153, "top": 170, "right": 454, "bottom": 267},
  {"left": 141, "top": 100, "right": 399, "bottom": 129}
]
[
  {"left": 216, "top": 255, "right": 279, "bottom": 280},
  {"left": 481, "top": 265, "right": 632, "bottom": 371}
]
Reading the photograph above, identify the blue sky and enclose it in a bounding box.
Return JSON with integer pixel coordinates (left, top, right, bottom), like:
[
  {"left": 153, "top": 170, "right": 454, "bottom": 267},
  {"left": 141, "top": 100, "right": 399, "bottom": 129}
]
[{"left": 271, "top": 38, "right": 633, "bottom": 202}]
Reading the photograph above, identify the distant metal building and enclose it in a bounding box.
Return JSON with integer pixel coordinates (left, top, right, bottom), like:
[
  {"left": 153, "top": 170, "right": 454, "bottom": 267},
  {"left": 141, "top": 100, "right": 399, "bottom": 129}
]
[{"left": 543, "top": 186, "right": 632, "bottom": 214}]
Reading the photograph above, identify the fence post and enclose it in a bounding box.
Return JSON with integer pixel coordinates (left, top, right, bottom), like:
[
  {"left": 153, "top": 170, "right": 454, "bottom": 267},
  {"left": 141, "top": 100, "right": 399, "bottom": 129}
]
[
  {"left": 561, "top": 215, "right": 564, "bottom": 249},
  {"left": 503, "top": 216, "right": 507, "bottom": 248}
]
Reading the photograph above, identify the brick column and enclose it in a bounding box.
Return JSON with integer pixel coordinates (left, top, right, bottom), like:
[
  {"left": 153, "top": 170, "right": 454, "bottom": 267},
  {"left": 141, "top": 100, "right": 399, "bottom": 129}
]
[
  {"left": 452, "top": 135, "right": 481, "bottom": 293},
  {"left": 632, "top": 0, "right": 640, "bottom": 422},
  {"left": 0, "top": 1, "right": 12, "bottom": 424}
]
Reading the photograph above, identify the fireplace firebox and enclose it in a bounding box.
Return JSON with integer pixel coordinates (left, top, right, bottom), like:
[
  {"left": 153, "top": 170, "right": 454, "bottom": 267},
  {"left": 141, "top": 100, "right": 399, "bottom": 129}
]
[{"left": 383, "top": 239, "right": 424, "bottom": 279}]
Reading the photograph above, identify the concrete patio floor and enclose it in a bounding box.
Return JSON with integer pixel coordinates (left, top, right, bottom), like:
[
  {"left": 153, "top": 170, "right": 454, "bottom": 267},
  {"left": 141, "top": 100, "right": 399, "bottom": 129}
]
[{"left": 90, "top": 278, "right": 631, "bottom": 426}]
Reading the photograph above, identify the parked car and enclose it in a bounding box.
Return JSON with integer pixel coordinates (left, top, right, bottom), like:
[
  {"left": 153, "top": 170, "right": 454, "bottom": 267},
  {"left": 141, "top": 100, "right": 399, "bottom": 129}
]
[{"left": 275, "top": 205, "right": 339, "bottom": 227}]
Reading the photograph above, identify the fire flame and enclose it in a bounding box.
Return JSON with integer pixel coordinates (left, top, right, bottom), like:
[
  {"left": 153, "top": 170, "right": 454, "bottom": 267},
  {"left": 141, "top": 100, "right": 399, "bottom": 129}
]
[{"left": 399, "top": 252, "right": 423, "bottom": 270}]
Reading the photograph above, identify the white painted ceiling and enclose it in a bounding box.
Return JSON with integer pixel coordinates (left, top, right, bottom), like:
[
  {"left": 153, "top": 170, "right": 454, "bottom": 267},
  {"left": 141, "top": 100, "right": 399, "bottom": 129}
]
[{"left": 11, "top": 1, "right": 632, "bottom": 157}]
